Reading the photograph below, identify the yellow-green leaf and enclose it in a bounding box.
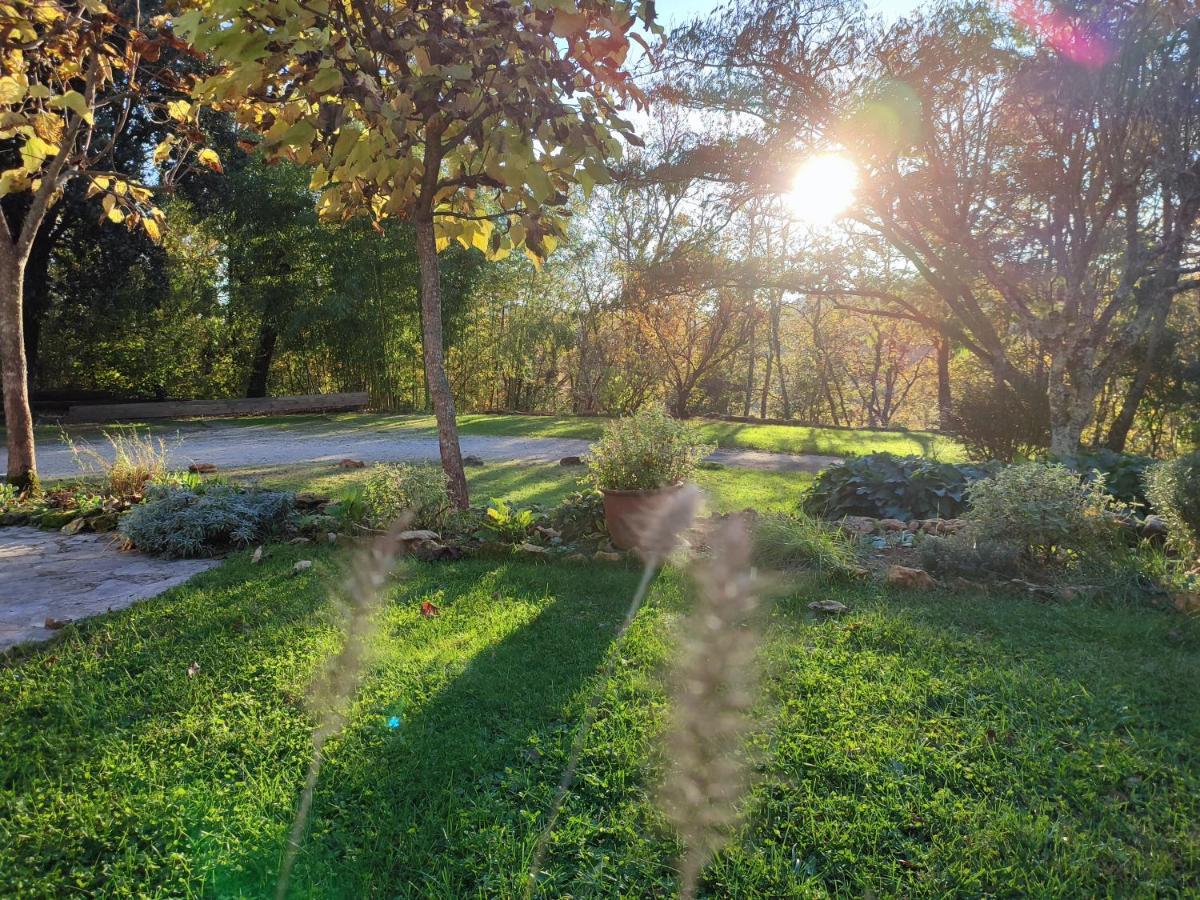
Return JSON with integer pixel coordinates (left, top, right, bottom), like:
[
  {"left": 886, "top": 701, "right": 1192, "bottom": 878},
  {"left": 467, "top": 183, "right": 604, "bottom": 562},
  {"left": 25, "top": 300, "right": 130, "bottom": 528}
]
[
  {"left": 49, "top": 91, "right": 92, "bottom": 124},
  {"left": 20, "top": 135, "right": 56, "bottom": 172},
  {"left": 197, "top": 147, "right": 223, "bottom": 173}
]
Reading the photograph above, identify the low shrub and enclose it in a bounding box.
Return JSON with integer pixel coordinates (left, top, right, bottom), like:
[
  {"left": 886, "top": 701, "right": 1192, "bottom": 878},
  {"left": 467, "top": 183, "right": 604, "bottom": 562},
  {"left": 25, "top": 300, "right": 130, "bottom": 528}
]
[
  {"left": 947, "top": 380, "right": 1050, "bottom": 462},
  {"left": 1144, "top": 452, "right": 1200, "bottom": 561},
  {"left": 361, "top": 463, "right": 451, "bottom": 531},
  {"left": 919, "top": 534, "right": 1023, "bottom": 579},
  {"left": 805, "top": 453, "right": 993, "bottom": 521},
  {"left": 119, "top": 485, "right": 296, "bottom": 558},
  {"left": 587, "top": 407, "right": 714, "bottom": 491},
  {"left": 1059, "top": 448, "right": 1153, "bottom": 509},
  {"left": 549, "top": 489, "right": 607, "bottom": 542},
  {"left": 753, "top": 512, "right": 861, "bottom": 575},
  {"left": 481, "top": 498, "right": 542, "bottom": 543},
  {"left": 964, "top": 462, "right": 1124, "bottom": 569}
]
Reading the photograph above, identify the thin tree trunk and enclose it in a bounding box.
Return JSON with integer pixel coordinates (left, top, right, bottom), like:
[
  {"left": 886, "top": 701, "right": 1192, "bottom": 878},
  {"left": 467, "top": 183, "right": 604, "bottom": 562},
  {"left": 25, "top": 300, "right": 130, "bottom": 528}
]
[
  {"left": 759, "top": 346, "right": 772, "bottom": 419},
  {"left": 0, "top": 249, "right": 37, "bottom": 489},
  {"left": 414, "top": 216, "right": 469, "bottom": 509},
  {"left": 936, "top": 336, "right": 952, "bottom": 430},
  {"left": 1105, "top": 311, "right": 1170, "bottom": 451},
  {"left": 769, "top": 296, "right": 790, "bottom": 419},
  {"left": 245, "top": 318, "right": 278, "bottom": 398}
]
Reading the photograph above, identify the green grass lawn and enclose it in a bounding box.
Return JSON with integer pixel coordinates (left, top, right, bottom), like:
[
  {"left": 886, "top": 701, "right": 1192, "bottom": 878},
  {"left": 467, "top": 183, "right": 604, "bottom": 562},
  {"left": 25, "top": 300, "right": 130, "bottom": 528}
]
[
  {"left": 228, "top": 460, "right": 816, "bottom": 515},
  {"left": 40, "top": 411, "right": 963, "bottom": 460},
  {"left": 2, "top": 547, "right": 1197, "bottom": 896}
]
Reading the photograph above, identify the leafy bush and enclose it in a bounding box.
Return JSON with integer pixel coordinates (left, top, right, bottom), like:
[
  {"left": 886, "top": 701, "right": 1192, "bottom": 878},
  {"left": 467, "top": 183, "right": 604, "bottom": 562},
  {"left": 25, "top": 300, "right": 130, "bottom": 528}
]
[
  {"left": 549, "top": 489, "right": 607, "bottom": 542},
  {"left": 753, "top": 512, "right": 861, "bottom": 575},
  {"left": 964, "top": 463, "right": 1124, "bottom": 568},
  {"left": 805, "top": 453, "right": 994, "bottom": 521},
  {"left": 947, "top": 381, "right": 1050, "bottom": 462},
  {"left": 587, "top": 407, "right": 714, "bottom": 491},
  {"left": 481, "top": 498, "right": 541, "bottom": 543},
  {"left": 1059, "top": 449, "right": 1153, "bottom": 509},
  {"left": 919, "top": 533, "right": 1024, "bottom": 578},
  {"left": 67, "top": 429, "right": 172, "bottom": 500},
  {"left": 361, "top": 463, "right": 451, "bottom": 531},
  {"left": 119, "top": 486, "right": 296, "bottom": 558},
  {"left": 1144, "top": 452, "right": 1200, "bottom": 560}
]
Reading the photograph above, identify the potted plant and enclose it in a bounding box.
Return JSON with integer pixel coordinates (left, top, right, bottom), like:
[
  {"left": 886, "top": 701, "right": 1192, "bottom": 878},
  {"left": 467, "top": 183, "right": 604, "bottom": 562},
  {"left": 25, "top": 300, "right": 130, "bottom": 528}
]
[{"left": 587, "top": 408, "right": 714, "bottom": 550}]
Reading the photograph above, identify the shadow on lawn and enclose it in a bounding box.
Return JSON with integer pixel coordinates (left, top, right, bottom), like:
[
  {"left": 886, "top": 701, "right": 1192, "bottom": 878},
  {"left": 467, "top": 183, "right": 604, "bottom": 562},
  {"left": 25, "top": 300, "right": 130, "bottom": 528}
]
[{"left": 246, "top": 560, "right": 645, "bottom": 898}]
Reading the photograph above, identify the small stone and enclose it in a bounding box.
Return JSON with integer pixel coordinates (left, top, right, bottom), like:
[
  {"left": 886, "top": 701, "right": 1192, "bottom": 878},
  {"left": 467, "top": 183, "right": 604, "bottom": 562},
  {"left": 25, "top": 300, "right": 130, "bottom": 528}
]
[
  {"left": 593, "top": 550, "right": 622, "bottom": 562},
  {"left": 565, "top": 553, "right": 587, "bottom": 562},
  {"left": 60, "top": 517, "right": 88, "bottom": 535},
  {"left": 292, "top": 560, "right": 313, "bottom": 575},
  {"left": 1141, "top": 515, "right": 1168, "bottom": 539},
  {"left": 841, "top": 516, "right": 877, "bottom": 535},
  {"left": 906, "top": 520, "right": 922, "bottom": 533},
  {"left": 877, "top": 518, "right": 906, "bottom": 532},
  {"left": 44, "top": 616, "right": 72, "bottom": 630},
  {"left": 295, "top": 492, "right": 328, "bottom": 510},
  {"left": 188, "top": 462, "right": 218, "bottom": 474},
  {"left": 808, "top": 599, "right": 848, "bottom": 615},
  {"left": 559, "top": 456, "right": 584, "bottom": 466},
  {"left": 187, "top": 661, "right": 200, "bottom": 678},
  {"left": 288, "top": 536, "right": 311, "bottom": 545},
  {"left": 326, "top": 532, "right": 338, "bottom": 544},
  {"left": 251, "top": 546, "right": 264, "bottom": 564},
  {"left": 1173, "top": 592, "right": 1200, "bottom": 614},
  {"left": 886, "top": 565, "right": 937, "bottom": 590},
  {"left": 88, "top": 513, "right": 119, "bottom": 533},
  {"left": 398, "top": 529, "right": 440, "bottom": 542},
  {"left": 518, "top": 542, "right": 548, "bottom": 554},
  {"left": 463, "top": 455, "right": 486, "bottom": 467},
  {"left": 338, "top": 458, "right": 366, "bottom": 469}
]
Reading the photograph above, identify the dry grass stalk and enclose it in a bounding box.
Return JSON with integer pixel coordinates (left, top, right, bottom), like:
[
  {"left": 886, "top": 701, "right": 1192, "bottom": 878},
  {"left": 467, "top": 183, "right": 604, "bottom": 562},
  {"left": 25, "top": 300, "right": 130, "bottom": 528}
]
[
  {"left": 525, "top": 485, "right": 702, "bottom": 897},
  {"left": 661, "top": 514, "right": 761, "bottom": 899},
  {"left": 275, "top": 517, "right": 411, "bottom": 899},
  {"left": 65, "top": 428, "right": 172, "bottom": 498}
]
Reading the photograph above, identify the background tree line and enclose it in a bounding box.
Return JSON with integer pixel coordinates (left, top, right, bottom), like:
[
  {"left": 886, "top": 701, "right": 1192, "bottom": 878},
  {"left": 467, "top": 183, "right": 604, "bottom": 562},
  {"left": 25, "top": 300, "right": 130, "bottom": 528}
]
[{"left": 8, "top": 0, "right": 1199, "bottom": 463}]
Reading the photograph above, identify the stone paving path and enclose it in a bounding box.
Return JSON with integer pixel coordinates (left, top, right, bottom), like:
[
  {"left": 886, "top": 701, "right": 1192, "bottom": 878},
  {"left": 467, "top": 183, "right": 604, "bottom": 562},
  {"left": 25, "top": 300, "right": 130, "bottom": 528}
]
[
  {"left": 18, "top": 422, "right": 841, "bottom": 480},
  {"left": 0, "top": 527, "right": 217, "bottom": 652}
]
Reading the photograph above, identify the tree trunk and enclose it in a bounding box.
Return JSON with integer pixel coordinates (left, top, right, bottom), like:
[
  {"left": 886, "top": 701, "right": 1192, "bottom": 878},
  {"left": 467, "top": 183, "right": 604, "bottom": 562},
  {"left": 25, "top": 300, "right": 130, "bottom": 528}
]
[
  {"left": 1105, "top": 311, "right": 1170, "bottom": 452},
  {"left": 1047, "top": 360, "right": 1092, "bottom": 457},
  {"left": 759, "top": 347, "right": 772, "bottom": 419},
  {"left": 0, "top": 249, "right": 37, "bottom": 490},
  {"left": 769, "top": 296, "right": 790, "bottom": 419},
  {"left": 936, "top": 336, "right": 952, "bottom": 430},
  {"left": 742, "top": 317, "right": 756, "bottom": 417},
  {"left": 245, "top": 318, "right": 278, "bottom": 398},
  {"left": 414, "top": 217, "right": 469, "bottom": 509}
]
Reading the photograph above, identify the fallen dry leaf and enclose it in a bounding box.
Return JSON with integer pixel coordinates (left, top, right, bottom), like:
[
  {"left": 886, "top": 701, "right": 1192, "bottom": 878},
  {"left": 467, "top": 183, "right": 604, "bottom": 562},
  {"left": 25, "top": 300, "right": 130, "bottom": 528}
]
[
  {"left": 293, "top": 560, "right": 313, "bottom": 575},
  {"left": 420, "top": 600, "right": 441, "bottom": 618},
  {"left": 187, "top": 661, "right": 200, "bottom": 678}
]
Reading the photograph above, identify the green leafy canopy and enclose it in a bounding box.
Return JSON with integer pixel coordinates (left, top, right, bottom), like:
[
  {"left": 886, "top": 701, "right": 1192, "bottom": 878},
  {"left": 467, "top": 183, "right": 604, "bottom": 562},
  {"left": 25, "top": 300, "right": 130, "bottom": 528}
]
[{"left": 175, "top": 0, "right": 657, "bottom": 262}]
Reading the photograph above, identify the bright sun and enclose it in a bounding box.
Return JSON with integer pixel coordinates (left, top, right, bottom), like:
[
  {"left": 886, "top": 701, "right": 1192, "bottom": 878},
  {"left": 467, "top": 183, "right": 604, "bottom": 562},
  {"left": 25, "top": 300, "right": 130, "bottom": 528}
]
[{"left": 788, "top": 153, "right": 859, "bottom": 225}]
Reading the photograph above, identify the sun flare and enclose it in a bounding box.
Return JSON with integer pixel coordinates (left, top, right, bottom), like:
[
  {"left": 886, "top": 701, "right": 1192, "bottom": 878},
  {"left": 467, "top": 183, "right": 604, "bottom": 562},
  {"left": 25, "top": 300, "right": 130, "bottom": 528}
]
[{"left": 788, "top": 153, "right": 859, "bottom": 225}]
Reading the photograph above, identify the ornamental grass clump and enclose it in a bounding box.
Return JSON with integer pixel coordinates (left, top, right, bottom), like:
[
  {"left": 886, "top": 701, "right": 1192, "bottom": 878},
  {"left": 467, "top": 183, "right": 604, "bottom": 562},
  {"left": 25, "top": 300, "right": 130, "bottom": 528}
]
[
  {"left": 587, "top": 408, "right": 714, "bottom": 491},
  {"left": 66, "top": 428, "right": 174, "bottom": 501},
  {"left": 752, "top": 511, "right": 861, "bottom": 576}
]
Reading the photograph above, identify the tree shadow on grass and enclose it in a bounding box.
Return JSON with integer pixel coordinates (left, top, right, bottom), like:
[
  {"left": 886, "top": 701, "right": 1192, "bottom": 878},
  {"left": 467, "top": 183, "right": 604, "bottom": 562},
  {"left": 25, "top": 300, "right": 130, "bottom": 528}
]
[{"left": 235, "top": 559, "right": 646, "bottom": 898}]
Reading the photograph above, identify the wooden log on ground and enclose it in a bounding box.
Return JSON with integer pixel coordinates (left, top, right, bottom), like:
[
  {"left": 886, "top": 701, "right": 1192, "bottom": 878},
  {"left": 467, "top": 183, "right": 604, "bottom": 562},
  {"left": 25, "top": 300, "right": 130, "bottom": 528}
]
[{"left": 63, "top": 392, "right": 370, "bottom": 423}]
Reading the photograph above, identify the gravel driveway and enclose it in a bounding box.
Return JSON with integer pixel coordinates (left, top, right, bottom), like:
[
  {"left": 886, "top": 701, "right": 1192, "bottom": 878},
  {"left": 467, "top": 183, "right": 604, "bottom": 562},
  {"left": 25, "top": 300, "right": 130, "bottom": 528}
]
[{"left": 16, "top": 421, "right": 841, "bottom": 480}]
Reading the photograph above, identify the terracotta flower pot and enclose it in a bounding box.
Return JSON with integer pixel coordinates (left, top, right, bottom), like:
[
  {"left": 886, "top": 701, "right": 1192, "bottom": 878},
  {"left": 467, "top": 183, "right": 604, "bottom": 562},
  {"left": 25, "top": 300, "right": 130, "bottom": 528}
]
[{"left": 601, "top": 483, "right": 685, "bottom": 551}]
